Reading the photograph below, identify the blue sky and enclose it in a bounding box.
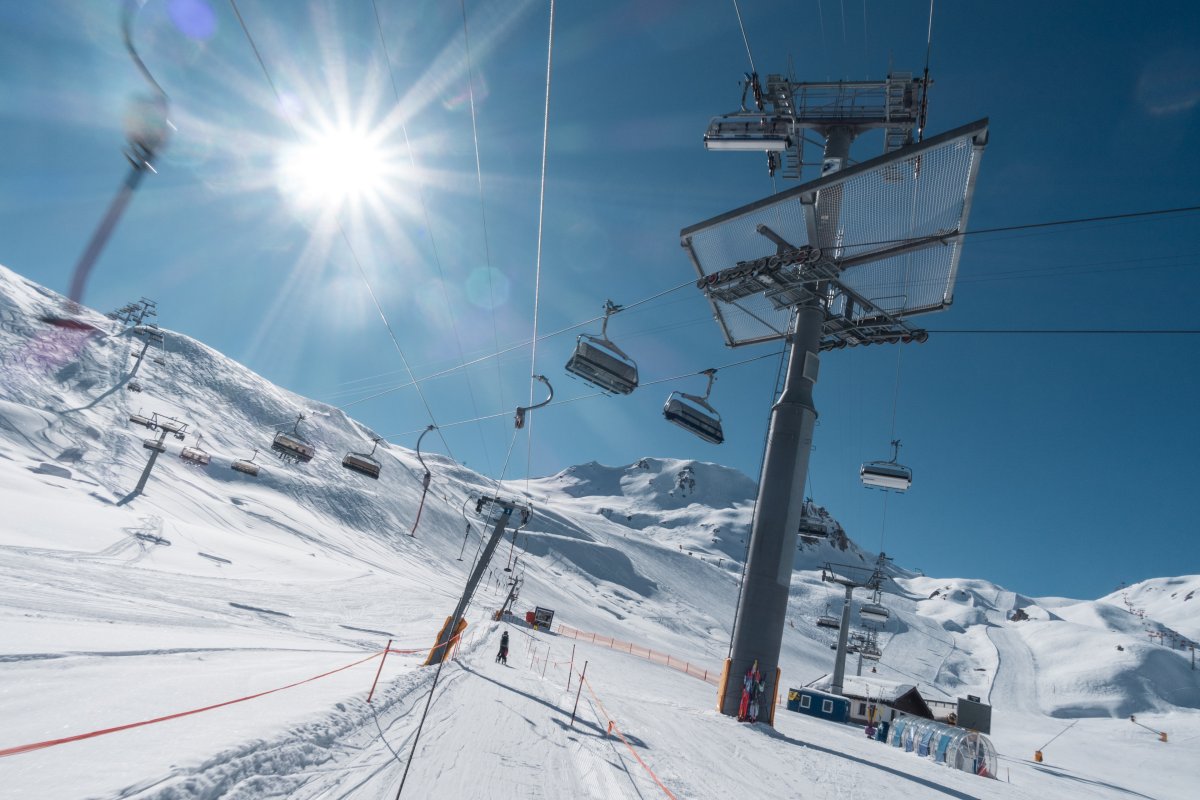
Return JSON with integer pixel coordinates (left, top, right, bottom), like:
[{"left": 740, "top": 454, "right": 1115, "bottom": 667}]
[{"left": 1, "top": 1, "right": 1197, "bottom": 600}]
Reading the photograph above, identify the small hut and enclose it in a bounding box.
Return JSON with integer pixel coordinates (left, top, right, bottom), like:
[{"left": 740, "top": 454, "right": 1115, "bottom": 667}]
[{"left": 812, "top": 675, "right": 935, "bottom": 725}]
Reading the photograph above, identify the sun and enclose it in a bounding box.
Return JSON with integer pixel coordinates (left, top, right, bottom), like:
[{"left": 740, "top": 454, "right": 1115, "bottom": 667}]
[{"left": 277, "top": 125, "right": 400, "bottom": 211}]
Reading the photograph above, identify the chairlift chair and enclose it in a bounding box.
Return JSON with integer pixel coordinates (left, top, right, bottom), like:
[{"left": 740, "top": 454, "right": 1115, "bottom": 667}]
[
  {"left": 180, "top": 446, "right": 210, "bottom": 466},
  {"left": 798, "top": 498, "right": 829, "bottom": 541},
  {"left": 127, "top": 381, "right": 142, "bottom": 393},
  {"left": 231, "top": 449, "right": 261, "bottom": 477},
  {"left": 129, "top": 412, "right": 154, "bottom": 428},
  {"left": 860, "top": 439, "right": 912, "bottom": 492},
  {"left": 408, "top": 425, "right": 438, "bottom": 536},
  {"left": 180, "top": 434, "right": 210, "bottom": 466},
  {"left": 816, "top": 612, "right": 841, "bottom": 629},
  {"left": 142, "top": 437, "right": 166, "bottom": 452},
  {"left": 663, "top": 368, "right": 723, "bottom": 444},
  {"left": 860, "top": 603, "right": 890, "bottom": 623},
  {"left": 272, "top": 413, "right": 315, "bottom": 463},
  {"left": 514, "top": 376, "right": 553, "bottom": 430},
  {"left": 799, "top": 519, "right": 826, "bottom": 541},
  {"left": 564, "top": 300, "right": 638, "bottom": 395},
  {"left": 342, "top": 437, "right": 382, "bottom": 480}
]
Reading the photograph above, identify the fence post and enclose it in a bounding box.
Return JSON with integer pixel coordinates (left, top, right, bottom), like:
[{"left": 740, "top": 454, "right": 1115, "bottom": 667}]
[
  {"left": 567, "top": 644, "right": 576, "bottom": 691},
  {"left": 570, "top": 661, "right": 589, "bottom": 728},
  {"left": 366, "top": 639, "right": 392, "bottom": 703}
]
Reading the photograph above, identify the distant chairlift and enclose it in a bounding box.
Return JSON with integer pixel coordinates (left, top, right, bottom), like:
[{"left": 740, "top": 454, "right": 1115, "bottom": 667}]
[
  {"left": 663, "top": 368, "right": 723, "bottom": 444},
  {"left": 860, "top": 602, "right": 890, "bottom": 623},
  {"left": 816, "top": 604, "right": 841, "bottom": 629},
  {"left": 231, "top": 449, "right": 262, "bottom": 477},
  {"left": 342, "top": 437, "right": 382, "bottom": 480},
  {"left": 272, "top": 413, "right": 315, "bottom": 463},
  {"left": 142, "top": 436, "right": 166, "bottom": 453},
  {"left": 798, "top": 499, "right": 830, "bottom": 543},
  {"left": 180, "top": 434, "right": 210, "bottom": 466},
  {"left": 860, "top": 439, "right": 912, "bottom": 492},
  {"left": 564, "top": 300, "right": 638, "bottom": 395},
  {"left": 129, "top": 411, "right": 155, "bottom": 428}
]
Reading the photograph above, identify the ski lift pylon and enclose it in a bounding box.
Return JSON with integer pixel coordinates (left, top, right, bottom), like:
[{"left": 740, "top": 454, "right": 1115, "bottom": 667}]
[
  {"left": 564, "top": 300, "right": 638, "bottom": 395},
  {"left": 342, "top": 437, "right": 382, "bottom": 480},
  {"left": 860, "top": 439, "right": 912, "bottom": 492},
  {"left": 272, "top": 413, "right": 315, "bottom": 463},
  {"left": 663, "top": 368, "right": 723, "bottom": 444}
]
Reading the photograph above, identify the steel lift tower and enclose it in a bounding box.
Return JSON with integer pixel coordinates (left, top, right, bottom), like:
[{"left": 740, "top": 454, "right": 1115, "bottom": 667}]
[
  {"left": 687, "top": 75, "right": 988, "bottom": 723},
  {"left": 704, "top": 73, "right": 930, "bottom": 180}
]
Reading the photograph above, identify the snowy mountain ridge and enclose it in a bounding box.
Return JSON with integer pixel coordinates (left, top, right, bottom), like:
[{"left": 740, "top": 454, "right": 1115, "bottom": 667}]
[{"left": 2, "top": 261, "right": 1198, "bottom": 799}]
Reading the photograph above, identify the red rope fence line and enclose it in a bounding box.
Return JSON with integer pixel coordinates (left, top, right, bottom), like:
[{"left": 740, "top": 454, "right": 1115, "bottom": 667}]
[
  {"left": 0, "top": 650, "right": 385, "bottom": 759},
  {"left": 386, "top": 646, "right": 440, "bottom": 655},
  {"left": 580, "top": 675, "right": 679, "bottom": 800},
  {"left": 554, "top": 623, "right": 719, "bottom": 687}
]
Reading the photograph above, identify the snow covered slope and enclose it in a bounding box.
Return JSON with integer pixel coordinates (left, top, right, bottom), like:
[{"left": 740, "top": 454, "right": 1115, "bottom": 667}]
[
  {"left": 2, "top": 262, "right": 1198, "bottom": 799},
  {"left": 1099, "top": 576, "right": 1200, "bottom": 642}
]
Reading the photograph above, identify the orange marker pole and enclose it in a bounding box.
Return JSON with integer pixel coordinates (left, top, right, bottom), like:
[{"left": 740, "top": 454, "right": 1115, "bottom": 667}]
[{"left": 366, "top": 639, "right": 392, "bottom": 703}]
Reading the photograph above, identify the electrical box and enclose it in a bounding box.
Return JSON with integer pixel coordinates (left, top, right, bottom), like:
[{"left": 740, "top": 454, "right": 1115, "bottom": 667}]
[{"left": 957, "top": 696, "right": 992, "bottom": 734}]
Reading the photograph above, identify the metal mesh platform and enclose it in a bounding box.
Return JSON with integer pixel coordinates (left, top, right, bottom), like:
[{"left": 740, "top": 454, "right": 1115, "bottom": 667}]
[{"left": 682, "top": 119, "right": 988, "bottom": 347}]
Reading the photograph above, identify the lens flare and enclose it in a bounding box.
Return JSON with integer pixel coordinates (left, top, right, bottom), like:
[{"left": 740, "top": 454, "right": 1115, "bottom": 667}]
[{"left": 276, "top": 127, "right": 396, "bottom": 210}]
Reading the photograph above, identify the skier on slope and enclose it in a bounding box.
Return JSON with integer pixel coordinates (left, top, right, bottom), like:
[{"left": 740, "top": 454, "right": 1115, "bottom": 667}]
[{"left": 496, "top": 630, "right": 510, "bottom": 665}]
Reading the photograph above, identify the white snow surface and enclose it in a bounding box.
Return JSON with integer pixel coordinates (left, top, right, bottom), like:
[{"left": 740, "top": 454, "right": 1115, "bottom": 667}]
[{"left": 1, "top": 262, "right": 1198, "bottom": 799}]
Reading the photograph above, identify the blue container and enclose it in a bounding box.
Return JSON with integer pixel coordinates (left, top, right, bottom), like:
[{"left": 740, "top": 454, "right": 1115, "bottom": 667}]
[{"left": 786, "top": 688, "right": 850, "bottom": 723}]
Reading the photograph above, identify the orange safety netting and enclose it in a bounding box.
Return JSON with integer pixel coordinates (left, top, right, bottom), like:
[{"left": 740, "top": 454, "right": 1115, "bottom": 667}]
[{"left": 555, "top": 623, "right": 719, "bottom": 686}]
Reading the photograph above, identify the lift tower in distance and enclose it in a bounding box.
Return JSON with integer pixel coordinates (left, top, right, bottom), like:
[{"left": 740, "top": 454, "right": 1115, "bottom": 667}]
[
  {"left": 426, "top": 495, "right": 531, "bottom": 666},
  {"left": 685, "top": 73, "right": 988, "bottom": 723}
]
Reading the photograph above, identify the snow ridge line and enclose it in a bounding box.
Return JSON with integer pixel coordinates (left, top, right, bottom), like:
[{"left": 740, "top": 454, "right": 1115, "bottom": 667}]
[
  {"left": 0, "top": 650, "right": 388, "bottom": 759},
  {"left": 580, "top": 674, "right": 679, "bottom": 800}
]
